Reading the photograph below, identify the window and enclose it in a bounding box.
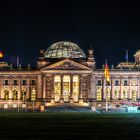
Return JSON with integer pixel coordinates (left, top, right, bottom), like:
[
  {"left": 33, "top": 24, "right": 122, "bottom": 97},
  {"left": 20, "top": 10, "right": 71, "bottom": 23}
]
[
  {"left": 13, "top": 80, "right": 17, "bottom": 85},
  {"left": 97, "top": 89, "right": 102, "bottom": 101},
  {"left": 73, "top": 75, "right": 79, "bottom": 102},
  {"left": 124, "top": 80, "right": 128, "bottom": 86},
  {"left": 4, "top": 80, "right": 8, "bottom": 85},
  {"left": 97, "top": 80, "right": 101, "bottom": 86},
  {"left": 54, "top": 75, "right": 61, "bottom": 102},
  {"left": 106, "top": 88, "right": 111, "bottom": 101},
  {"left": 123, "top": 90, "right": 128, "bottom": 100},
  {"left": 114, "top": 90, "right": 119, "bottom": 100},
  {"left": 132, "top": 80, "right": 136, "bottom": 86},
  {"left": 115, "top": 80, "right": 119, "bottom": 86},
  {"left": 22, "top": 80, "right": 26, "bottom": 85},
  {"left": 13, "top": 90, "right": 18, "bottom": 100},
  {"left": 63, "top": 75, "right": 70, "bottom": 102},
  {"left": 31, "top": 80, "right": 36, "bottom": 85},
  {"left": 132, "top": 90, "right": 137, "bottom": 101}
]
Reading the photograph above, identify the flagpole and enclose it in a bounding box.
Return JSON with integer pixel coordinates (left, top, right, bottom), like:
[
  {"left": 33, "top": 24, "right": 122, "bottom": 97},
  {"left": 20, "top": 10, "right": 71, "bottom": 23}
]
[
  {"left": 105, "top": 59, "right": 108, "bottom": 112},
  {"left": 17, "top": 56, "right": 19, "bottom": 67},
  {"left": 106, "top": 80, "right": 108, "bottom": 112},
  {"left": 126, "top": 49, "right": 128, "bottom": 63}
]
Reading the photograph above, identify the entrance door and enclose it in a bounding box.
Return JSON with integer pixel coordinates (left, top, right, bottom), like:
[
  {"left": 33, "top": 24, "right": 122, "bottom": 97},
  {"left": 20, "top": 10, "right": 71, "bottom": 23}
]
[{"left": 63, "top": 75, "right": 70, "bottom": 102}]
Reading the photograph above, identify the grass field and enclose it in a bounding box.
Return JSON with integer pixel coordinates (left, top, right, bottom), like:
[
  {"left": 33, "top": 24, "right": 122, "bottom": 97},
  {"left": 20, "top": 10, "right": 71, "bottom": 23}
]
[{"left": 0, "top": 112, "right": 140, "bottom": 140}]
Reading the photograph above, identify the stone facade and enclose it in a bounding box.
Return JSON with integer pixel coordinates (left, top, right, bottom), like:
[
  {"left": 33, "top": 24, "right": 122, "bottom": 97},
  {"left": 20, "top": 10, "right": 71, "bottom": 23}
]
[{"left": 0, "top": 41, "right": 140, "bottom": 108}]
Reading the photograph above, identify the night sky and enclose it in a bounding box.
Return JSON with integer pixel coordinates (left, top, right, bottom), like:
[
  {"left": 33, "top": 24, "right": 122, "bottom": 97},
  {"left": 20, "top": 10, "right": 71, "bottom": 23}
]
[{"left": 0, "top": 1, "right": 140, "bottom": 68}]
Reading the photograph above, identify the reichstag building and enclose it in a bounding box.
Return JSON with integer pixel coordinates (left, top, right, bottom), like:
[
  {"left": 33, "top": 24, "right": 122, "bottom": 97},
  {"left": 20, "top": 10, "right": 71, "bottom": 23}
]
[{"left": 0, "top": 41, "right": 140, "bottom": 108}]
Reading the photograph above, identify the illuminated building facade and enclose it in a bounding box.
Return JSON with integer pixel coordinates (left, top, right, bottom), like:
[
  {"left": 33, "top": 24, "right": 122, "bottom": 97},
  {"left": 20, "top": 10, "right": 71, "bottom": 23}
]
[{"left": 0, "top": 41, "right": 140, "bottom": 108}]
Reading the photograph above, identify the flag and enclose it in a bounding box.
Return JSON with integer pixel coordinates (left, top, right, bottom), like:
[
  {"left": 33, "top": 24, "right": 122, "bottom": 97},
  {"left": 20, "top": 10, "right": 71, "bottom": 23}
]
[
  {"left": 104, "top": 61, "right": 110, "bottom": 83},
  {"left": 126, "top": 49, "right": 128, "bottom": 62},
  {"left": 0, "top": 51, "right": 3, "bottom": 58}
]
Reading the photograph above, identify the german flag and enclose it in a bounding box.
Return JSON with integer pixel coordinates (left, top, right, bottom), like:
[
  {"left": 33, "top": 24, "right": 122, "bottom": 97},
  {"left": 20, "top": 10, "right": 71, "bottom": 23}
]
[
  {"left": 0, "top": 51, "right": 3, "bottom": 58},
  {"left": 104, "top": 61, "right": 110, "bottom": 83}
]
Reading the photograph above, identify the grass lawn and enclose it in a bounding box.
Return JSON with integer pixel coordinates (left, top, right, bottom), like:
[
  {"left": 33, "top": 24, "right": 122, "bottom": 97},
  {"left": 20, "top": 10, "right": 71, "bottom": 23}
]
[{"left": 0, "top": 112, "right": 140, "bottom": 140}]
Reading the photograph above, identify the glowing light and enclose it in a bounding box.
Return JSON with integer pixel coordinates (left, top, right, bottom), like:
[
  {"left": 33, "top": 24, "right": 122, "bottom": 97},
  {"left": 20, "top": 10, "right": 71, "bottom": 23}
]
[{"left": 0, "top": 51, "right": 3, "bottom": 58}]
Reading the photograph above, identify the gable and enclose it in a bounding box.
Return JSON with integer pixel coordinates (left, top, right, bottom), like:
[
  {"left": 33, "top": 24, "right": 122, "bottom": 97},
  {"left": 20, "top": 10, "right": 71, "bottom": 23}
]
[{"left": 41, "top": 59, "right": 92, "bottom": 70}]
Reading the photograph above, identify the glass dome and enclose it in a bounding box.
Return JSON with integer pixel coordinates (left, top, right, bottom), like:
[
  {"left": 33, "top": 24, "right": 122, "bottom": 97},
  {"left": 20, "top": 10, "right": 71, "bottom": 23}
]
[{"left": 45, "top": 41, "right": 86, "bottom": 58}]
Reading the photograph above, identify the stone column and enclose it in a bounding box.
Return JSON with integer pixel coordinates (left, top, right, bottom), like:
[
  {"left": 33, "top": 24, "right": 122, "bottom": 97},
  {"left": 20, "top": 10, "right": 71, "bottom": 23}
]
[
  {"left": 43, "top": 75, "right": 46, "bottom": 99},
  {"left": 90, "top": 75, "right": 96, "bottom": 99},
  {"left": 87, "top": 76, "right": 90, "bottom": 99},
  {"left": 0, "top": 76, "right": 1, "bottom": 99},
  {"left": 120, "top": 77, "right": 123, "bottom": 99},
  {"left": 0, "top": 76, "right": 3, "bottom": 100},
  {"left": 37, "top": 74, "right": 42, "bottom": 99},
  {"left": 70, "top": 75, "right": 73, "bottom": 99},
  {"left": 110, "top": 77, "right": 113, "bottom": 100},
  {"left": 103, "top": 77, "right": 106, "bottom": 100},
  {"left": 27, "top": 77, "right": 30, "bottom": 99},
  {"left": 129, "top": 77, "right": 132, "bottom": 99},
  {"left": 19, "top": 76, "right": 21, "bottom": 100},
  {"left": 60, "top": 75, "right": 63, "bottom": 99},
  {"left": 138, "top": 76, "right": 140, "bottom": 99},
  {"left": 112, "top": 77, "right": 115, "bottom": 99},
  {"left": 79, "top": 75, "right": 83, "bottom": 99},
  {"left": 9, "top": 76, "right": 12, "bottom": 100},
  {"left": 51, "top": 74, "right": 55, "bottom": 99}
]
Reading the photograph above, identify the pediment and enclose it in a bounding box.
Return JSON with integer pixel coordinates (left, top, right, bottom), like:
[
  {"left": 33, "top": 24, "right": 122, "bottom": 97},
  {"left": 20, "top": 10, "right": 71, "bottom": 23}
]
[{"left": 41, "top": 59, "right": 92, "bottom": 70}]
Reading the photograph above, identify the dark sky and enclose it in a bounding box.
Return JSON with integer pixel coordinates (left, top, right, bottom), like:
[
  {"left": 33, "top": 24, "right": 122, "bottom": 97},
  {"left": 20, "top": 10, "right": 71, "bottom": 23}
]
[{"left": 0, "top": 0, "right": 140, "bottom": 68}]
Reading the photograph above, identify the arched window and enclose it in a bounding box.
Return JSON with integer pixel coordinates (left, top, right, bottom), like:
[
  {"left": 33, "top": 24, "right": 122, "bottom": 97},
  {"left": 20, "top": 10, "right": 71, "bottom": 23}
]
[
  {"left": 54, "top": 75, "right": 61, "bottom": 102},
  {"left": 123, "top": 90, "right": 128, "bottom": 100},
  {"left": 63, "top": 75, "right": 70, "bottom": 102},
  {"left": 13, "top": 90, "right": 18, "bottom": 100},
  {"left": 22, "top": 89, "right": 27, "bottom": 102},
  {"left": 73, "top": 75, "right": 79, "bottom": 102},
  {"left": 4, "top": 90, "right": 9, "bottom": 100},
  {"left": 106, "top": 88, "right": 111, "bottom": 101},
  {"left": 114, "top": 90, "right": 119, "bottom": 100},
  {"left": 132, "top": 90, "right": 137, "bottom": 101}
]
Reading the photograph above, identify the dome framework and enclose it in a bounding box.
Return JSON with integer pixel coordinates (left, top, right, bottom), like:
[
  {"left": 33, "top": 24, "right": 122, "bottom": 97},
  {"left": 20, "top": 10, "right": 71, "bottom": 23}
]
[{"left": 45, "top": 41, "right": 86, "bottom": 58}]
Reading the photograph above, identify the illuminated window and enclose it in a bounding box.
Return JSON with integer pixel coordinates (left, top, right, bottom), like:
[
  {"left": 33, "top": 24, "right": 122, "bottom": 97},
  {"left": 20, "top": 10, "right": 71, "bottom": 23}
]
[
  {"left": 132, "top": 90, "right": 137, "bottom": 101},
  {"left": 13, "top": 90, "right": 18, "bottom": 100},
  {"left": 63, "top": 75, "right": 70, "bottom": 102},
  {"left": 54, "top": 75, "right": 61, "bottom": 102},
  {"left": 106, "top": 88, "right": 110, "bottom": 101},
  {"left": 97, "top": 89, "right": 102, "bottom": 101},
  {"left": 114, "top": 90, "right": 119, "bottom": 100},
  {"left": 22, "top": 89, "right": 27, "bottom": 102},
  {"left": 123, "top": 90, "right": 128, "bottom": 100},
  {"left": 132, "top": 80, "right": 137, "bottom": 86},
  {"left": 31, "top": 88, "right": 36, "bottom": 101},
  {"left": 73, "top": 75, "right": 79, "bottom": 102},
  {"left": 4, "top": 90, "right": 9, "bottom": 100}
]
